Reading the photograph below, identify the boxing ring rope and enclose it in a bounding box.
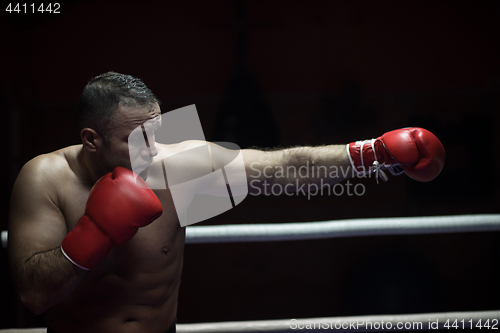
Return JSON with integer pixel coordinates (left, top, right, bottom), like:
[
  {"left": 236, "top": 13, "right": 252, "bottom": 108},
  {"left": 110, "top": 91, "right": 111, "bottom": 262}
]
[
  {"left": 3, "top": 214, "right": 500, "bottom": 248},
  {"left": 1, "top": 309, "right": 499, "bottom": 333},
  {"left": 183, "top": 214, "right": 500, "bottom": 244},
  {"left": 1, "top": 214, "right": 499, "bottom": 332}
]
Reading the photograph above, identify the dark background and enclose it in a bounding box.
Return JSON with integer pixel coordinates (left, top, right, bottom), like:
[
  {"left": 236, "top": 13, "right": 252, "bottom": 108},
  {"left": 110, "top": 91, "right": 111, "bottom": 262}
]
[{"left": 1, "top": 0, "right": 499, "bottom": 329}]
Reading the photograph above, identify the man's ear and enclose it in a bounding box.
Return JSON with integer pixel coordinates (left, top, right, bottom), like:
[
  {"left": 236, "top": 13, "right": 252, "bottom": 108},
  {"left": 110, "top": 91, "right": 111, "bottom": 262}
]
[{"left": 81, "top": 128, "right": 103, "bottom": 152}]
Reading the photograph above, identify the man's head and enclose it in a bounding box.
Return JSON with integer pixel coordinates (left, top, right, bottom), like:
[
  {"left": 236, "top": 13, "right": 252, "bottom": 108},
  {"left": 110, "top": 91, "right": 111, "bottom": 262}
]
[
  {"left": 77, "top": 72, "right": 160, "bottom": 146},
  {"left": 77, "top": 72, "right": 161, "bottom": 175}
]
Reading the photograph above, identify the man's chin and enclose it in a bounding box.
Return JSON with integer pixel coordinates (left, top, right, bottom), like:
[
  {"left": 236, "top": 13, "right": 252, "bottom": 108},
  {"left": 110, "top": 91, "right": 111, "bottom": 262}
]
[{"left": 138, "top": 167, "right": 150, "bottom": 180}]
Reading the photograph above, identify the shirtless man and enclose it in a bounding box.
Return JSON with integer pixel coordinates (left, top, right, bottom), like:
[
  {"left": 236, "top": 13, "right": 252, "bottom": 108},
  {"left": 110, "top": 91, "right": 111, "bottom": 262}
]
[{"left": 8, "top": 72, "right": 445, "bottom": 333}]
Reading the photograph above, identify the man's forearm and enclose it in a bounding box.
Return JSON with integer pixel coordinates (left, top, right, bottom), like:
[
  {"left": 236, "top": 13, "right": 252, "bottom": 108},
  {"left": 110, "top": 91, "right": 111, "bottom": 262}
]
[
  {"left": 246, "top": 145, "right": 354, "bottom": 192},
  {"left": 281, "top": 144, "right": 352, "bottom": 184},
  {"left": 13, "top": 247, "right": 87, "bottom": 315}
]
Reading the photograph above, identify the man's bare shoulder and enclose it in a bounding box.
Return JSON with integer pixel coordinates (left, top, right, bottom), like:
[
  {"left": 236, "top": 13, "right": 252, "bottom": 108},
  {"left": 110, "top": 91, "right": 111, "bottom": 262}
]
[{"left": 16, "top": 145, "right": 81, "bottom": 189}]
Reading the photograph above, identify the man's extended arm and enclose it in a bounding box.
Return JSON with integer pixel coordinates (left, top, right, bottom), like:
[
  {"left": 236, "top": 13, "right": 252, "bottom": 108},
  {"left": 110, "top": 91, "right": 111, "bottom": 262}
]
[{"left": 240, "top": 127, "right": 445, "bottom": 193}]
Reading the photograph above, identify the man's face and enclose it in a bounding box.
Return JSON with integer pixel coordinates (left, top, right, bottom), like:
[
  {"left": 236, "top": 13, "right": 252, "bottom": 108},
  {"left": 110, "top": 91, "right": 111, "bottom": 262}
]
[{"left": 98, "top": 102, "right": 161, "bottom": 175}]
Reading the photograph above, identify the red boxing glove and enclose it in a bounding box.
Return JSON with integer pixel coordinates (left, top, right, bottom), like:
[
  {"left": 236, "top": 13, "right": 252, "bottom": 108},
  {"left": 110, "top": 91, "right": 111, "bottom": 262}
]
[
  {"left": 61, "top": 167, "right": 163, "bottom": 270},
  {"left": 346, "top": 127, "right": 445, "bottom": 182}
]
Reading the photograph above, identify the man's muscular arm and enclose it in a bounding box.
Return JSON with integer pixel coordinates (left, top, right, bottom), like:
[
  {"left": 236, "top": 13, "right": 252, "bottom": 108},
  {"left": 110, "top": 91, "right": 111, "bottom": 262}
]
[
  {"left": 242, "top": 145, "right": 352, "bottom": 194},
  {"left": 8, "top": 156, "right": 86, "bottom": 315},
  {"left": 238, "top": 127, "right": 445, "bottom": 193}
]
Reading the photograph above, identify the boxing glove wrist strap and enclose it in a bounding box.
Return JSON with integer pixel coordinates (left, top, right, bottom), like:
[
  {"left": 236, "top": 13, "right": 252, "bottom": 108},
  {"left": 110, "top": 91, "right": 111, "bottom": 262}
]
[
  {"left": 60, "top": 245, "right": 90, "bottom": 271},
  {"left": 346, "top": 139, "right": 404, "bottom": 183}
]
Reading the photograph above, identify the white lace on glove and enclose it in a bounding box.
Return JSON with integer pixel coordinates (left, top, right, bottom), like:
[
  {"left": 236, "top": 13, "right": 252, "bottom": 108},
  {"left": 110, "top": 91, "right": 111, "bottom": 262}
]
[{"left": 346, "top": 139, "right": 404, "bottom": 184}]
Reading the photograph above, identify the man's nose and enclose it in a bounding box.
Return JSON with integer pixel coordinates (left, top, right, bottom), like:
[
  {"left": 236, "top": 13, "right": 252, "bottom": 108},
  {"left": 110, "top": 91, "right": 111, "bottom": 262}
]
[
  {"left": 148, "top": 143, "right": 158, "bottom": 157},
  {"left": 141, "top": 141, "right": 158, "bottom": 158}
]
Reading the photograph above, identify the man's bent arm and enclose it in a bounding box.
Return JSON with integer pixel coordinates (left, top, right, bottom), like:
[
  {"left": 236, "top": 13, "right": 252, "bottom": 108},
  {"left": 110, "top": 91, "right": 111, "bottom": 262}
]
[
  {"left": 8, "top": 156, "right": 87, "bottom": 315},
  {"left": 12, "top": 247, "right": 86, "bottom": 314}
]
